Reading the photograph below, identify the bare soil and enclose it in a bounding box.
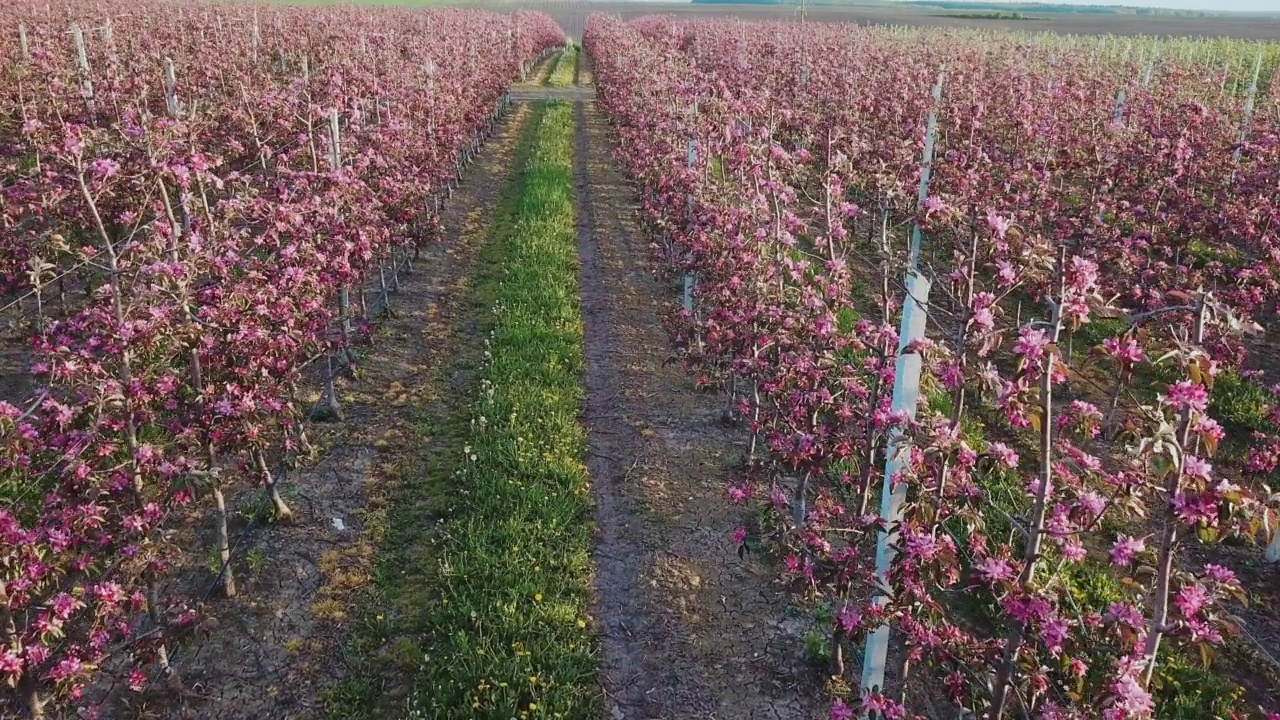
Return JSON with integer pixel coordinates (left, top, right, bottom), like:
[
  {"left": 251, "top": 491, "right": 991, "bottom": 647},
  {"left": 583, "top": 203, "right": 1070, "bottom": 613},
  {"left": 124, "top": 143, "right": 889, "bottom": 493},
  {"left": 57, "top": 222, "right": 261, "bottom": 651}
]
[
  {"left": 570, "top": 58, "right": 821, "bottom": 720},
  {"left": 0, "top": 330, "right": 34, "bottom": 411},
  {"left": 1186, "top": 528, "right": 1280, "bottom": 708}
]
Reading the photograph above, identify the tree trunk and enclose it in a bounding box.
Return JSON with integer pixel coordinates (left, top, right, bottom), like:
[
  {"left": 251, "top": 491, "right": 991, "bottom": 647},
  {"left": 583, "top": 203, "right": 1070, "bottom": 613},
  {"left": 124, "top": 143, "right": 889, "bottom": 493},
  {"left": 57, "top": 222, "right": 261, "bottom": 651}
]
[
  {"left": 1140, "top": 293, "right": 1208, "bottom": 686},
  {"left": 256, "top": 449, "right": 295, "bottom": 523},
  {"left": 990, "top": 248, "right": 1067, "bottom": 719},
  {"left": 21, "top": 682, "right": 47, "bottom": 720},
  {"left": 213, "top": 481, "right": 236, "bottom": 598}
]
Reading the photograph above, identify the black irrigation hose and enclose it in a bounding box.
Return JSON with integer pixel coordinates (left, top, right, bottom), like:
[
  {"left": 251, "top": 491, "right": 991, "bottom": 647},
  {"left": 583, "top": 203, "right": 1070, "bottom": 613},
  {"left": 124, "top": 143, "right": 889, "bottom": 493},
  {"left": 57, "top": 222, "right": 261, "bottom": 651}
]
[{"left": 167, "top": 486, "right": 273, "bottom": 670}]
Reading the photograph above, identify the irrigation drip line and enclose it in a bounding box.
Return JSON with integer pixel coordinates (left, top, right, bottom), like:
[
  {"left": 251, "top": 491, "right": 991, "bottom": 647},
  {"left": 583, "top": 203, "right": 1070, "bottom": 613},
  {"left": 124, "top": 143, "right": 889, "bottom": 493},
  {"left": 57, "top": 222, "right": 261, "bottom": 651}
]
[{"left": 168, "top": 485, "right": 272, "bottom": 671}]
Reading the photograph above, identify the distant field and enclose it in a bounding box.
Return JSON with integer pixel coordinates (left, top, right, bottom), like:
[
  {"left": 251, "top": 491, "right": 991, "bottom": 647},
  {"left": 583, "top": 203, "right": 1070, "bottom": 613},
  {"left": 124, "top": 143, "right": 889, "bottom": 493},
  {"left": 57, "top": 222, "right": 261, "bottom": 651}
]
[
  {"left": 451, "top": 0, "right": 1280, "bottom": 40},
  {"left": 268, "top": 0, "right": 1280, "bottom": 39}
]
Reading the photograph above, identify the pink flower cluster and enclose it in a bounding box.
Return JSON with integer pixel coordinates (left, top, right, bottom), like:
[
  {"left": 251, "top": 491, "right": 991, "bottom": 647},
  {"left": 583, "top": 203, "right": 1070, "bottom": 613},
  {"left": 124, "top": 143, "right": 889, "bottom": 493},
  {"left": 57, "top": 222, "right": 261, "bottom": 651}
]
[
  {"left": 0, "top": 1, "right": 562, "bottom": 713},
  {"left": 587, "top": 12, "right": 1274, "bottom": 720}
]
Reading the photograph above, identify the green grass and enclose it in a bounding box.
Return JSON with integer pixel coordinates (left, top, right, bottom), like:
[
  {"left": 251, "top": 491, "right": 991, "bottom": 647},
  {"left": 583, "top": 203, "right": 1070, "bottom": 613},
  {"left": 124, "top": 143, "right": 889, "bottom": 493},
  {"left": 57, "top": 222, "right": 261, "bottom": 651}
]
[
  {"left": 324, "top": 101, "right": 597, "bottom": 719},
  {"left": 1210, "top": 370, "right": 1274, "bottom": 436},
  {"left": 404, "top": 100, "right": 598, "bottom": 720},
  {"left": 323, "top": 110, "right": 541, "bottom": 720},
  {"left": 538, "top": 51, "right": 560, "bottom": 86},
  {"left": 1153, "top": 656, "right": 1248, "bottom": 719},
  {"left": 546, "top": 47, "right": 577, "bottom": 87},
  {"left": 937, "top": 10, "right": 1036, "bottom": 18}
]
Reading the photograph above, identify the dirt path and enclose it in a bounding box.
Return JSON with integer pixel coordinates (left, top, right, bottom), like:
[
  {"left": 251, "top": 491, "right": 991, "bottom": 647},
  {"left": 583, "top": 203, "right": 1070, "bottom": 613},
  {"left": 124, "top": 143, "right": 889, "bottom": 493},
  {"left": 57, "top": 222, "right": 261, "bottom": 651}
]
[
  {"left": 130, "top": 46, "right": 817, "bottom": 719},
  {"left": 510, "top": 86, "right": 593, "bottom": 102},
  {"left": 568, "top": 59, "right": 820, "bottom": 720},
  {"left": 153, "top": 83, "right": 543, "bottom": 720}
]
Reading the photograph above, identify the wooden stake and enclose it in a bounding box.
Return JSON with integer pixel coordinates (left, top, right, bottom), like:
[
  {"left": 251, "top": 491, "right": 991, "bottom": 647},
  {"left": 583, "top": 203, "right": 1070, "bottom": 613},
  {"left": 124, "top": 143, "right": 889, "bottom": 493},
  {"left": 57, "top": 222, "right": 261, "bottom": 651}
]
[
  {"left": 327, "top": 108, "right": 341, "bottom": 171},
  {"left": 71, "top": 24, "right": 95, "bottom": 115},
  {"left": 164, "top": 57, "right": 178, "bottom": 117},
  {"left": 1234, "top": 51, "right": 1264, "bottom": 165}
]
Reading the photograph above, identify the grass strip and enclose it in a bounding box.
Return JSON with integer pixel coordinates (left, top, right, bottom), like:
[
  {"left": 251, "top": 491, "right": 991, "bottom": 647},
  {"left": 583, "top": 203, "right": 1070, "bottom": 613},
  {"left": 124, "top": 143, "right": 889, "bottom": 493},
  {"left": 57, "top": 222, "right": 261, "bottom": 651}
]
[
  {"left": 547, "top": 47, "right": 577, "bottom": 87},
  {"left": 406, "top": 100, "right": 598, "bottom": 720},
  {"left": 322, "top": 106, "right": 543, "bottom": 719},
  {"left": 539, "top": 50, "right": 561, "bottom": 85}
]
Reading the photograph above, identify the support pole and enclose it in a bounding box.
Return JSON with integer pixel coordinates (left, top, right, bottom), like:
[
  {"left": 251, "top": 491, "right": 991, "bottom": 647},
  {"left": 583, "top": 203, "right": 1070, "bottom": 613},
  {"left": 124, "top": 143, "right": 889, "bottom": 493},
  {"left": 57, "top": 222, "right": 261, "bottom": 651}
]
[
  {"left": 1233, "top": 51, "right": 1264, "bottom": 165},
  {"left": 859, "top": 271, "right": 931, "bottom": 696},
  {"left": 683, "top": 137, "right": 698, "bottom": 306},
  {"left": 860, "top": 68, "right": 945, "bottom": 710}
]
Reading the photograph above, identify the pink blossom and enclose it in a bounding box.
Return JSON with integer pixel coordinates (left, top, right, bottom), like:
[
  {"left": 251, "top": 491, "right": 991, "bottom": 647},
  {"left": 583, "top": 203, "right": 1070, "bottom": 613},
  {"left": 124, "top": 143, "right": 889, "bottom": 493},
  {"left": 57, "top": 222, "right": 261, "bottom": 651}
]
[
  {"left": 987, "top": 442, "right": 1019, "bottom": 470},
  {"left": 1040, "top": 616, "right": 1069, "bottom": 654},
  {"left": 48, "top": 655, "right": 83, "bottom": 681},
  {"left": 1106, "top": 671, "right": 1153, "bottom": 718},
  {"left": 50, "top": 593, "right": 79, "bottom": 620},
  {"left": 1066, "top": 256, "right": 1099, "bottom": 292},
  {"left": 902, "top": 529, "right": 943, "bottom": 561},
  {"left": 1186, "top": 617, "right": 1223, "bottom": 645},
  {"left": 128, "top": 669, "right": 147, "bottom": 692},
  {"left": 88, "top": 158, "right": 120, "bottom": 178},
  {"left": 0, "top": 649, "right": 23, "bottom": 679},
  {"left": 1202, "top": 564, "right": 1236, "bottom": 585},
  {"left": 986, "top": 210, "right": 1012, "bottom": 239},
  {"left": 1076, "top": 491, "right": 1107, "bottom": 520},
  {"left": 93, "top": 582, "right": 124, "bottom": 604},
  {"left": 1013, "top": 326, "right": 1051, "bottom": 365},
  {"left": 976, "top": 557, "right": 1016, "bottom": 584},
  {"left": 1162, "top": 381, "right": 1208, "bottom": 412},
  {"left": 1040, "top": 702, "right": 1083, "bottom": 720},
  {"left": 837, "top": 605, "right": 861, "bottom": 633},
  {"left": 1109, "top": 535, "right": 1146, "bottom": 566},
  {"left": 1172, "top": 491, "right": 1218, "bottom": 527},
  {"left": 1182, "top": 455, "right": 1212, "bottom": 481},
  {"left": 1102, "top": 336, "right": 1144, "bottom": 364},
  {"left": 860, "top": 692, "right": 905, "bottom": 720},
  {"left": 994, "top": 259, "right": 1017, "bottom": 288},
  {"left": 938, "top": 361, "right": 964, "bottom": 391},
  {"left": 1059, "top": 541, "right": 1086, "bottom": 563},
  {"left": 26, "top": 646, "right": 49, "bottom": 667},
  {"left": 1106, "top": 603, "right": 1144, "bottom": 630},
  {"left": 1174, "top": 583, "right": 1211, "bottom": 618},
  {"left": 769, "top": 487, "right": 789, "bottom": 508}
]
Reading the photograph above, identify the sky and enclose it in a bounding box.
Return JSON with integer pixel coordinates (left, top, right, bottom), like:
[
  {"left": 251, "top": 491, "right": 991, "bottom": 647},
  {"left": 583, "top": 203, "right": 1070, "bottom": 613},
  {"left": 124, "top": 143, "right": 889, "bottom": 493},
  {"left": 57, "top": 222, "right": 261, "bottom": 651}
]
[{"left": 962, "top": 0, "right": 1278, "bottom": 11}]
